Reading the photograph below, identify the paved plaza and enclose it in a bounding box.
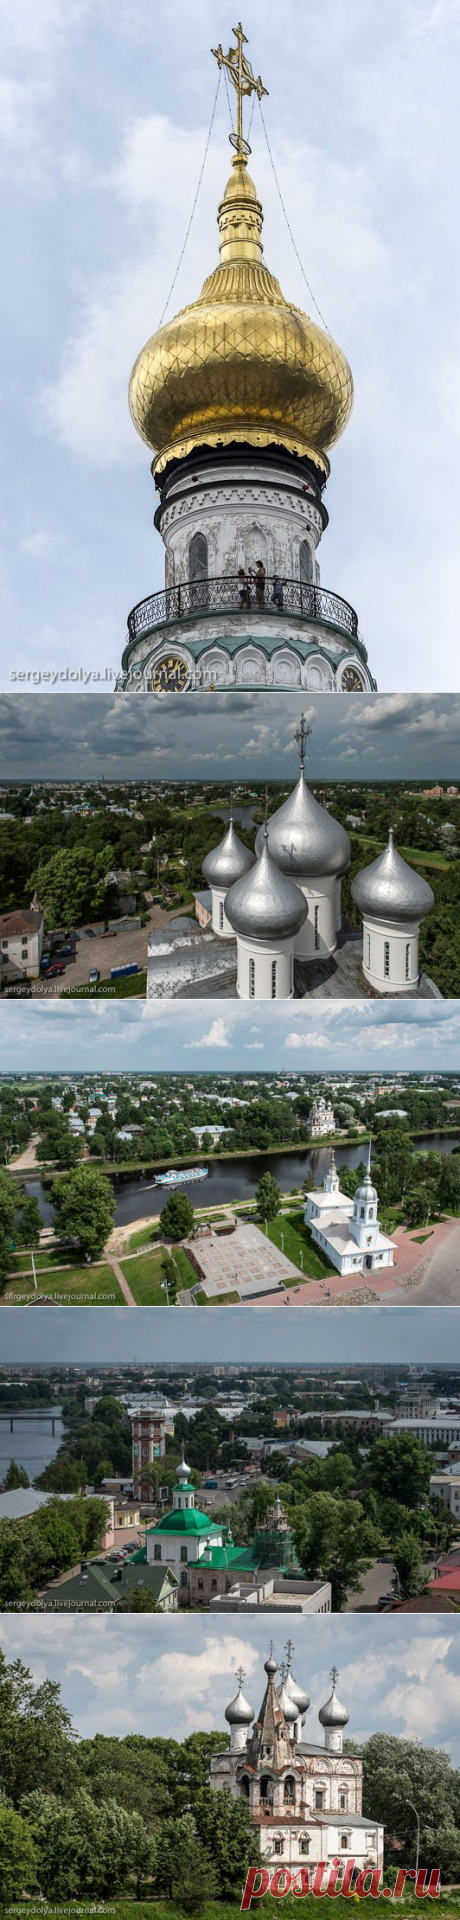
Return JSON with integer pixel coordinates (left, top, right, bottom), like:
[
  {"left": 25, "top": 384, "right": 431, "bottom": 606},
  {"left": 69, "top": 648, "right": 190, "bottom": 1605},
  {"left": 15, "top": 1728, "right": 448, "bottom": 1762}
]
[{"left": 185, "top": 1220, "right": 303, "bottom": 1301}]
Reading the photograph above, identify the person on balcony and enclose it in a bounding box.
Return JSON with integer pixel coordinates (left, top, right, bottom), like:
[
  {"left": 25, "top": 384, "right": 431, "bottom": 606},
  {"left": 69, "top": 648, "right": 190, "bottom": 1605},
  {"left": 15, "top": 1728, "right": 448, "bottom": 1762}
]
[
  {"left": 271, "top": 576, "right": 286, "bottom": 609},
  {"left": 249, "top": 559, "right": 266, "bottom": 608},
  {"left": 238, "top": 567, "right": 251, "bottom": 608}
]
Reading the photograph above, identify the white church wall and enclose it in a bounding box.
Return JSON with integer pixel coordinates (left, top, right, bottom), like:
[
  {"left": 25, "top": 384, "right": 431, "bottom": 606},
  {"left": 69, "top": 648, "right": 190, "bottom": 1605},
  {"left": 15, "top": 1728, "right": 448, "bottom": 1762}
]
[
  {"left": 361, "top": 914, "right": 420, "bottom": 993},
  {"left": 236, "top": 932, "right": 295, "bottom": 1000}
]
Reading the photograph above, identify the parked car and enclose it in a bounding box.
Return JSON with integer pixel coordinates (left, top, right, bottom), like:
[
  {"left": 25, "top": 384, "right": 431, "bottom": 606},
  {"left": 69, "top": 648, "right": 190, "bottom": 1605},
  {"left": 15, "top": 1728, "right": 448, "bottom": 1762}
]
[
  {"left": 108, "top": 1551, "right": 125, "bottom": 1562},
  {"left": 377, "top": 1593, "right": 396, "bottom": 1610},
  {"left": 89, "top": 968, "right": 100, "bottom": 984},
  {"left": 45, "top": 962, "right": 66, "bottom": 978}
]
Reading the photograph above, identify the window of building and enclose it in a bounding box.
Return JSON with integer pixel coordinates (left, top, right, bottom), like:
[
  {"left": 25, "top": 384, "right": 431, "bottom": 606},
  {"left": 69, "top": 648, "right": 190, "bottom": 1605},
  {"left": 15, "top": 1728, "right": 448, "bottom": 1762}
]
[
  {"left": 211, "top": 1578, "right": 217, "bottom": 1591},
  {"left": 367, "top": 930, "right": 371, "bottom": 967},
  {"left": 315, "top": 1790, "right": 325, "bottom": 1810},
  {"left": 341, "top": 1835, "right": 350, "bottom": 1851},
  {"left": 299, "top": 1837, "right": 310, "bottom": 1856},
  {"left": 197, "top": 1577, "right": 203, "bottom": 1590},
  {"left": 154, "top": 1544, "right": 161, "bottom": 1561},
  {"left": 406, "top": 942, "right": 411, "bottom": 979},
  {"left": 299, "top": 539, "right": 312, "bottom": 588},
  {"left": 284, "top": 1777, "right": 295, "bottom": 1804},
  {"left": 274, "top": 1839, "right": 284, "bottom": 1856},
  {"left": 219, "top": 901, "right": 224, "bottom": 930},
  {"left": 360, "top": 1207, "right": 365, "bottom": 1218},
  {"left": 339, "top": 1793, "right": 348, "bottom": 1810},
  {"left": 180, "top": 1570, "right": 188, "bottom": 1586},
  {"left": 241, "top": 1777, "right": 250, "bottom": 1798},
  {"left": 384, "top": 940, "right": 390, "bottom": 978},
  {"left": 249, "top": 957, "right": 255, "bottom": 997},
  {"left": 180, "top": 1545, "right": 187, "bottom": 1563},
  {"left": 189, "top": 531, "right": 208, "bottom": 581},
  {"left": 314, "top": 905, "right": 320, "bottom": 950},
  {"left": 271, "top": 960, "right": 277, "bottom": 998}
]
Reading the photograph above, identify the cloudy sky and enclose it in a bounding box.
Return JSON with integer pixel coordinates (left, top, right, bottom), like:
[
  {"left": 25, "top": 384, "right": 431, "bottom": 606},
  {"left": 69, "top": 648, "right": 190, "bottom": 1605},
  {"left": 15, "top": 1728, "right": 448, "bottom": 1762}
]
[
  {"left": 2, "top": 1615, "right": 460, "bottom": 1760},
  {"left": 1, "top": 691, "right": 459, "bottom": 777},
  {"left": 2, "top": 0, "right": 459, "bottom": 695},
  {"left": 1, "top": 999, "right": 460, "bottom": 1069},
  {"left": 1, "top": 1305, "right": 459, "bottom": 1365}
]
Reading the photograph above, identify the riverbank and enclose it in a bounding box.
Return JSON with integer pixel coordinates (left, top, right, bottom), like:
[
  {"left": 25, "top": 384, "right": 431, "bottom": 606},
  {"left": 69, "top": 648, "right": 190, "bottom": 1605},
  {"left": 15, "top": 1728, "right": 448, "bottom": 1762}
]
[{"left": 11, "top": 1126, "right": 460, "bottom": 1185}]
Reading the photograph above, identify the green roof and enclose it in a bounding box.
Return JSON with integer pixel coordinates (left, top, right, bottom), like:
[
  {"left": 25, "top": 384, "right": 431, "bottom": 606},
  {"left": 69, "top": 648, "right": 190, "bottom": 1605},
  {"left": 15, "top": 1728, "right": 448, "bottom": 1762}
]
[
  {"left": 147, "top": 1507, "right": 222, "bottom": 1537},
  {"left": 188, "top": 1544, "right": 259, "bottom": 1571},
  {"left": 41, "top": 1559, "right": 178, "bottom": 1609}
]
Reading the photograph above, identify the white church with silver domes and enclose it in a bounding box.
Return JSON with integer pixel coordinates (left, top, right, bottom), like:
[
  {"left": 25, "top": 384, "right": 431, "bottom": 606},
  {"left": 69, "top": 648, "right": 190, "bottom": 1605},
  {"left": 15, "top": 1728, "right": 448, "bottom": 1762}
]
[
  {"left": 211, "top": 1646, "right": 384, "bottom": 1874},
  {"left": 304, "top": 1145, "right": 396, "bottom": 1279}
]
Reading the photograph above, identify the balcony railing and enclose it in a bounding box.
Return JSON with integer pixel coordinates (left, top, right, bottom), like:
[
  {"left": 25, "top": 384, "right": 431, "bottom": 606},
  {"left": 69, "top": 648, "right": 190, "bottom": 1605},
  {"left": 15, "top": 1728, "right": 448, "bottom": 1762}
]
[{"left": 126, "top": 574, "right": 359, "bottom": 645}]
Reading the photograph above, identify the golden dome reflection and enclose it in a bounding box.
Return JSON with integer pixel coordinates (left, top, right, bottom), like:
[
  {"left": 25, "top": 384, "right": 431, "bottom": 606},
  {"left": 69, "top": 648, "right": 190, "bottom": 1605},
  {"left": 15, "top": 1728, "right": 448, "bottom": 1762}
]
[{"left": 129, "top": 113, "right": 353, "bottom": 478}]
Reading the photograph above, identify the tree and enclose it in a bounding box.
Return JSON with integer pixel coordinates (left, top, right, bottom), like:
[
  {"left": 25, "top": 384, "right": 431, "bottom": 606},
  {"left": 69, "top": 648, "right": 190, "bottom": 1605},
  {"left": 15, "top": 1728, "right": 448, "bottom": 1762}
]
[
  {"left": 255, "top": 1172, "right": 282, "bottom": 1222},
  {"left": 0, "top": 1651, "right": 77, "bottom": 1806},
  {"left": 161, "top": 1191, "right": 194, "bottom": 1242},
  {"left": 361, "top": 1732, "right": 460, "bottom": 1870},
  {"left": 2, "top": 1459, "right": 30, "bottom": 1490},
  {"left": 51, "top": 1165, "right": 114, "bottom": 1258},
  {"left": 23, "top": 1786, "right": 154, "bottom": 1898},
  {"left": 366, "top": 1434, "right": 432, "bottom": 1508},
  {"left": 193, "top": 1785, "right": 258, "bottom": 1897},
  {"left": 392, "top": 1531, "right": 425, "bottom": 1598},
  {"left": 29, "top": 845, "right": 113, "bottom": 930},
  {"left": 171, "top": 1832, "right": 219, "bottom": 1913},
  {"left": 35, "top": 1455, "right": 87, "bottom": 1494},
  {"left": 0, "top": 1804, "right": 37, "bottom": 1898},
  {"left": 293, "top": 1491, "right": 379, "bottom": 1609}
]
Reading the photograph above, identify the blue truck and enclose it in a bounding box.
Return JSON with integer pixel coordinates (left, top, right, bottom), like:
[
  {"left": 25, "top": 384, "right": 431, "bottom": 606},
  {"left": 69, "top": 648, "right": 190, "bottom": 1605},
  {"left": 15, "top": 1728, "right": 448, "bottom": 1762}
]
[{"left": 110, "top": 962, "right": 139, "bottom": 980}]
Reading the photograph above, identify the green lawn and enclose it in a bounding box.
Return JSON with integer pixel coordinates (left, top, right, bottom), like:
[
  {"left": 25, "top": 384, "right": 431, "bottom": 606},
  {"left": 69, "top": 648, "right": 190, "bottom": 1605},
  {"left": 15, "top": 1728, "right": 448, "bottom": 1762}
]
[
  {"left": 63, "top": 971, "right": 147, "bottom": 999},
  {"left": 2, "top": 1263, "right": 122, "bottom": 1304},
  {"left": 194, "top": 1288, "right": 242, "bottom": 1305},
  {"left": 128, "top": 1223, "right": 161, "bottom": 1251},
  {"left": 120, "top": 1249, "right": 172, "bottom": 1305},
  {"left": 8, "top": 1896, "right": 459, "bottom": 1918},
  {"left": 172, "top": 1245, "right": 200, "bottom": 1286},
  {"left": 351, "top": 832, "right": 448, "bottom": 871},
  {"left": 265, "top": 1210, "right": 335, "bottom": 1279}
]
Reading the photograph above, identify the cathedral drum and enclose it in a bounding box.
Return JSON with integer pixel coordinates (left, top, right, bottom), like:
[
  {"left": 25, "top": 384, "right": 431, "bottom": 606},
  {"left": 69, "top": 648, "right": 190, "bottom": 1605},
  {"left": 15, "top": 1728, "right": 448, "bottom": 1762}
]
[{"left": 117, "top": 26, "right": 376, "bottom": 693}]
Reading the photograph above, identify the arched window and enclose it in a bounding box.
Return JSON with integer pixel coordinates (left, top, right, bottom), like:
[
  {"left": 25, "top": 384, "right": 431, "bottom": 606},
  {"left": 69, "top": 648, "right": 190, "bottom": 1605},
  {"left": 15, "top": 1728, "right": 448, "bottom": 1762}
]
[
  {"left": 219, "top": 901, "right": 224, "bottom": 931},
  {"left": 189, "top": 532, "right": 208, "bottom": 580},
  {"left": 189, "top": 532, "right": 208, "bottom": 610},
  {"left": 260, "top": 1776, "right": 274, "bottom": 1806},
  {"left": 249, "top": 957, "right": 255, "bottom": 998},
  {"left": 241, "top": 1777, "right": 250, "bottom": 1799},
  {"left": 299, "top": 539, "right": 313, "bottom": 597},
  {"left": 284, "top": 1776, "right": 295, "bottom": 1805}
]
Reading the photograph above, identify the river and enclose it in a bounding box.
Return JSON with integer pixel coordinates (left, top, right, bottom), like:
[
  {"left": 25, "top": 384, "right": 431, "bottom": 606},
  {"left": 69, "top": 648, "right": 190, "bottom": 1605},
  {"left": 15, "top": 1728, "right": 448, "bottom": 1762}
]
[
  {"left": 0, "top": 1408, "right": 64, "bottom": 1481},
  {"left": 25, "top": 1133, "right": 460, "bottom": 1230}
]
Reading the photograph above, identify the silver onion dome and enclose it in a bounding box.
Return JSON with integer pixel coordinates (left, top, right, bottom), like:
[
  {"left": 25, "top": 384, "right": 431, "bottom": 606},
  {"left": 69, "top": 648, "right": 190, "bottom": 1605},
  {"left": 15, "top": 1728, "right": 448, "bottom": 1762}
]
[
  {"left": 351, "top": 829, "right": 435, "bottom": 923},
  {"left": 318, "top": 1670, "right": 349, "bottom": 1730},
  {"left": 354, "top": 1172, "right": 378, "bottom": 1207},
  {"left": 202, "top": 819, "right": 255, "bottom": 888},
  {"left": 284, "top": 1656, "right": 310, "bottom": 1720},
  {"left": 225, "top": 1671, "right": 254, "bottom": 1729},
  {"left": 225, "top": 834, "right": 308, "bottom": 942},
  {"left": 255, "top": 771, "right": 351, "bottom": 878},
  {"left": 277, "top": 1673, "right": 298, "bottom": 1726}
]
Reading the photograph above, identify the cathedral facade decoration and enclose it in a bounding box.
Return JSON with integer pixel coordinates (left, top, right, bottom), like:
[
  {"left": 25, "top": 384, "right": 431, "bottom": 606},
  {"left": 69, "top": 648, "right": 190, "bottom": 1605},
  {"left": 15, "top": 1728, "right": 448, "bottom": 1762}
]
[
  {"left": 211, "top": 1648, "right": 384, "bottom": 1874},
  {"left": 117, "top": 27, "right": 375, "bottom": 694}
]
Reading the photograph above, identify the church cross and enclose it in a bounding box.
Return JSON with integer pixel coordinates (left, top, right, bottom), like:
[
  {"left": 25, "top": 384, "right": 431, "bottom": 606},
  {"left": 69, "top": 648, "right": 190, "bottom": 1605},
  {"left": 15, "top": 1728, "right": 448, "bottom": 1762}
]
[
  {"left": 236, "top": 1666, "right": 246, "bottom": 1687},
  {"left": 295, "top": 713, "right": 313, "bottom": 771},
  {"left": 212, "top": 22, "right": 268, "bottom": 159},
  {"left": 330, "top": 1665, "right": 339, "bottom": 1687},
  {"left": 286, "top": 1638, "right": 295, "bottom": 1666}
]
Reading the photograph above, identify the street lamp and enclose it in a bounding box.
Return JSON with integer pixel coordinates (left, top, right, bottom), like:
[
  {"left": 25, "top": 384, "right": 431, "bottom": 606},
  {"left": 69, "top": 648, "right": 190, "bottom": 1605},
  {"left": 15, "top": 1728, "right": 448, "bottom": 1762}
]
[{"left": 404, "top": 1799, "right": 420, "bottom": 1879}]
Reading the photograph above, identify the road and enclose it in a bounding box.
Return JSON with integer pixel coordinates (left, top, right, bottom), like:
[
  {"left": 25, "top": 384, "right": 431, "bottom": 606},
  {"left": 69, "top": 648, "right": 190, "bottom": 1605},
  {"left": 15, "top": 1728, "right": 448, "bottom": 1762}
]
[
  {"left": 29, "top": 902, "right": 193, "bottom": 998},
  {"left": 9, "top": 1136, "right": 40, "bottom": 1170},
  {"left": 411, "top": 1220, "right": 460, "bottom": 1304},
  {"left": 345, "top": 1559, "right": 396, "bottom": 1612}
]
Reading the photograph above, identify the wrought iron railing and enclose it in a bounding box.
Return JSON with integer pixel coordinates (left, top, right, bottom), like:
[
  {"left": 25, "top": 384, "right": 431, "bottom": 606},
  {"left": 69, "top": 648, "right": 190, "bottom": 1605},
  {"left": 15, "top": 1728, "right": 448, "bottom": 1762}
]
[{"left": 126, "top": 574, "right": 359, "bottom": 644}]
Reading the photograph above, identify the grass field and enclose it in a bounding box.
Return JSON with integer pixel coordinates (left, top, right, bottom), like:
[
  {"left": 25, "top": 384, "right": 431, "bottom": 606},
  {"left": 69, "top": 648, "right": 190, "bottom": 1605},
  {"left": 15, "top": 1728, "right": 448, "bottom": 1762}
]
[
  {"left": 128, "top": 1223, "right": 161, "bottom": 1250},
  {"left": 195, "top": 1288, "right": 241, "bottom": 1305},
  {"left": 7, "top": 1895, "right": 459, "bottom": 1917},
  {"left": 172, "top": 1244, "right": 200, "bottom": 1286},
  {"left": 63, "top": 971, "right": 147, "bottom": 999},
  {"left": 265, "top": 1210, "right": 335, "bottom": 1279},
  {"left": 350, "top": 832, "right": 448, "bottom": 871},
  {"left": 120, "top": 1249, "right": 171, "bottom": 1305},
  {"left": 2, "top": 1263, "right": 121, "bottom": 1304}
]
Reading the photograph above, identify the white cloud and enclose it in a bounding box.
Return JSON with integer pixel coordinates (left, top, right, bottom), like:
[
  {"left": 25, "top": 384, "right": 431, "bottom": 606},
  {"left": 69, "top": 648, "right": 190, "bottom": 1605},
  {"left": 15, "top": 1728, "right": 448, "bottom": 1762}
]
[
  {"left": 285, "top": 1030, "right": 332, "bottom": 1050},
  {"left": 186, "top": 1017, "right": 231, "bottom": 1050}
]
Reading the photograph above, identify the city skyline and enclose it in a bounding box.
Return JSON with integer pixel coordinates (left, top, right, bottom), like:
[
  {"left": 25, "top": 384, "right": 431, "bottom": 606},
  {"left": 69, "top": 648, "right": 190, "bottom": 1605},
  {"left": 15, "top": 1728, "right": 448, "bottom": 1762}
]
[{"left": 2, "top": 1305, "right": 460, "bottom": 1366}]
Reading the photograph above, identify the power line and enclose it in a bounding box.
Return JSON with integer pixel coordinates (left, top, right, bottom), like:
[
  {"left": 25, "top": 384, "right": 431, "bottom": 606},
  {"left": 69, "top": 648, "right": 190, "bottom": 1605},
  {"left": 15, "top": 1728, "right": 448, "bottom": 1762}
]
[
  {"left": 157, "top": 71, "right": 222, "bottom": 331},
  {"left": 257, "top": 99, "right": 331, "bottom": 335}
]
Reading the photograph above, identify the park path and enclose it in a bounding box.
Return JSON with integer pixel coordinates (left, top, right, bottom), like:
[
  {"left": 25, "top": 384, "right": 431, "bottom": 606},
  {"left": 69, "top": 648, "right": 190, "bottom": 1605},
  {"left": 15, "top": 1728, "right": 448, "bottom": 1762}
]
[{"left": 106, "top": 1255, "right": 136, "bottom": 1305}]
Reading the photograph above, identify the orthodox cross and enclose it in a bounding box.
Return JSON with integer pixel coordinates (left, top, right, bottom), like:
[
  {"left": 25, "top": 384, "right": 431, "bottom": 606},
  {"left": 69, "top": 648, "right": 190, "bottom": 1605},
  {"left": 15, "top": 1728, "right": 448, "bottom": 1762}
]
[
  {"left": 295, "top": 713, "right": 313, "bottom": 771},
  {"left": 236, "top": 1666, "right": 246, "bottom": 1687},
  {"left": 330, "top": 1665, "right": 339, "bottom": 1687},
  {"left": 212, "top": 22, "right": 268, "bottom": 159},
  {"left": 285, "top": 1638, "right": 295, "bottom": 1667}
]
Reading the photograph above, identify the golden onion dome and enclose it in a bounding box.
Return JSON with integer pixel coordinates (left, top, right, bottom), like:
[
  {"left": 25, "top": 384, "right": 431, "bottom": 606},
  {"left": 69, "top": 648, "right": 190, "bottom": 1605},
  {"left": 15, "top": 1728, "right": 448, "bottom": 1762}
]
[{"left": 128, "top": 154, "right": 353, "bottom": 477}]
